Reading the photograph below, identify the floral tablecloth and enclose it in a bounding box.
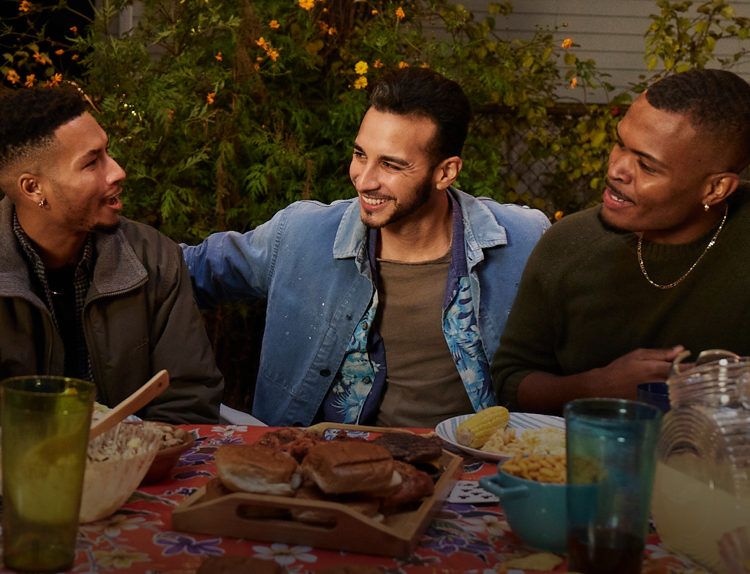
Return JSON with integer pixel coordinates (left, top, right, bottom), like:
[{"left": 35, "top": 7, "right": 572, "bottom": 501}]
[{"left": 2, "top": 424, "right": 710, "bottom": 574}]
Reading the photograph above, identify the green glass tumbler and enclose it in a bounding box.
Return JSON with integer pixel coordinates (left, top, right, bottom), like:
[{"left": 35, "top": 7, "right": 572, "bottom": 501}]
[
  {"left": 565, "top": 398, "right": 663, "bottom": 574},
  {"left": 1, "top": 376, "right": 95, "bottom": 573}
]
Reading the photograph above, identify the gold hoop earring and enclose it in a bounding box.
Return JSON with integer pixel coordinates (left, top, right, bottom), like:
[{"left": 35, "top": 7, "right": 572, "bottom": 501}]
[
  {"left": 38, "top": 198, "right": 46, "bottom": 208},
  {"left": 704, "top": 204, "right": 710, "bottom": 212}
]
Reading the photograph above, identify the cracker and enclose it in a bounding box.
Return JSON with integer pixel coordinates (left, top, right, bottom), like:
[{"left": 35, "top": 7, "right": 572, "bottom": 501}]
[{"left": 505, "top": 552, "right": 563, "bottom": 571}]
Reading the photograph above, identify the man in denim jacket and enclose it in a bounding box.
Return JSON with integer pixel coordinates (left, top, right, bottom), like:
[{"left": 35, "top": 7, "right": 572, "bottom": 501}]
[{"left": 183, "top": 68, "right": 549, "bottom": 427}]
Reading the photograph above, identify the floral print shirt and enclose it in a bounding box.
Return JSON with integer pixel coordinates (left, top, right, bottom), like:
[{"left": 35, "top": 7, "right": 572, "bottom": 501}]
[{"left": 321, "top": 194, "right": 495, "bottom": 424}]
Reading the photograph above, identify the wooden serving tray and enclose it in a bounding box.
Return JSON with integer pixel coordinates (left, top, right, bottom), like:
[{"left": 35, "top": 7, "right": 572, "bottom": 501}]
[{"left": 171, "top": 424, "right": 463, "bottom": 557}]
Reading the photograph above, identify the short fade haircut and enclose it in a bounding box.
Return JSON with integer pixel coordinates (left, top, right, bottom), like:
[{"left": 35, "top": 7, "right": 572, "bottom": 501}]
[
  {"left": 369, "top": 67, "right": 472, "bottom": 162},
  {"left": 0, "top": 85, "right": 86, "bottom": 173},
  {"left": 645, "top": 69, "right": 750, "bottom": 173}
]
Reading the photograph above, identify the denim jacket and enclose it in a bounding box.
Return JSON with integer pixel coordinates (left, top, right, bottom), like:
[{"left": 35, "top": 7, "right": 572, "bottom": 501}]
[{"left": 182, "top": 188, "right": 549, "bottom": 426}]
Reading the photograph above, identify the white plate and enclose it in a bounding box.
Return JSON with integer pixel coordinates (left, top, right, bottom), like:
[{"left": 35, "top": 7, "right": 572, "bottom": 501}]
[{"left": 435, "top": 412, "right": 565, "bottom": 462}]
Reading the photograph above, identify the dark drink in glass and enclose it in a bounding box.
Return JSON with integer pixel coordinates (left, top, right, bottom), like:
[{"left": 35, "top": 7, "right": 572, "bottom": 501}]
[{"left": 567, "top": 526, "right": 644, "bottom": 574}]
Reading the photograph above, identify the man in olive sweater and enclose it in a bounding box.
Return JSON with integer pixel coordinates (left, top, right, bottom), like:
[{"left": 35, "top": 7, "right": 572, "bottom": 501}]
[{"left": 492, "top": 69, "right": 750, "bottom": 415}]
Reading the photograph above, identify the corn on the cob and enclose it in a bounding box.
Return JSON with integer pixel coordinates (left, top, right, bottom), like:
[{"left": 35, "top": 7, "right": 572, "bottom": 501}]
[{"left": 455, "top": 406, "right": 510, "bottom": 448}]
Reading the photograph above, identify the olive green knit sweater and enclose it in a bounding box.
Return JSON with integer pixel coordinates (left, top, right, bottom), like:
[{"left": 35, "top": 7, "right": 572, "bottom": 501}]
[{"left": 492, "top": 186, "right": 750, "bottom": 411}]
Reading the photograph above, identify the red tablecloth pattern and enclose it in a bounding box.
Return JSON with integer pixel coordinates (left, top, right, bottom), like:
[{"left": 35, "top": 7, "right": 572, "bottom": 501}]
[{"left": 0, "top": 424, "right": 712, "bottom": 574}]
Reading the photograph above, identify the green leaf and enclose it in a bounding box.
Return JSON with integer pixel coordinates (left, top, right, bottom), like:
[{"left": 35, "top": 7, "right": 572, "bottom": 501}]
[
  {"left": 591, "top": 131, "right": 606, "bottom": 148},
  {"left": 564, "top": 53, "right": 576, "bottom": 66}
]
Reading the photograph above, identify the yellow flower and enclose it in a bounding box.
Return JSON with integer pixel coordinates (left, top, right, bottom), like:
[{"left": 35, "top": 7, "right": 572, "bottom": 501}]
[
  {"left": 268, "top": 49, "right": 279, "bottom": 62},
  {"left": 355, "top": 61, "right": 368, "bottom": 75},
  {"left": 420, "top": 62, "right": 430, "bottom": 68},
  {"left": 215, "top": 52, "right": 223, "bottom": 61},
  {"left": 554, "top": 211, "right": 564, "bottom": 221},
  {"left": 6, "top": 70, "right": 20, "bottom": 84},
  {"left": 328, "top": 26, "right": 337, "bottom": 35},
  {"left": 207, "top": 92, "right": 215, "bottom": 104},
  {"left": 269, "top": 20, "right": 280, "bottom": 29},
  {"left": 55, "top": 49, "right": 64, "bottom": 56},
  {"left": 561, "top": 38, "right": 573, "bottom": 49},
  {"left": 256, "top": 37, "right": 270, "bottom": 51},
  {"left": 299, "top": 0, "right": 314, "bottom": 11},
  {"left": 19, "top": 0, "right": 32, "bottom": 12},
  {"left": 398, "top": 61, "right": 409, "bottom": 68},
  {"left": 46, "top": 73, "right": 62, "bottom": 87},
  {"left": 353, "top": 76, "right": 368, "bottom": 90},
  {"left": 570, "top": 77, "right": 578, "bottom": 89},
  {"left": 24, "top": 74, "right": 35, "bottom": 88},
  {"left": 396, "top": 7, "right": 405, "bottom": 19}
]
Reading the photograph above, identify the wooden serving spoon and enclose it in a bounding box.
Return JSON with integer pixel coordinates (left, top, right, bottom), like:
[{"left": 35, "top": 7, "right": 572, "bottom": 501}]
[{"left": 89, "top": 370, "right": 170, "bottom": 440}]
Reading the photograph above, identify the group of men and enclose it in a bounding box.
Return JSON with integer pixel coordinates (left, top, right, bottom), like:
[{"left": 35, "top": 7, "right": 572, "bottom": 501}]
[{"left": 1, "top": 65, "right": 748, "bottom": 426}]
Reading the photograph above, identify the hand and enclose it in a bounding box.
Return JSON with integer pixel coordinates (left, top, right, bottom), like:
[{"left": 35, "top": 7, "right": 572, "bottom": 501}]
[{"left": 595, "top": 346, "right": 685, "bottom": 400}]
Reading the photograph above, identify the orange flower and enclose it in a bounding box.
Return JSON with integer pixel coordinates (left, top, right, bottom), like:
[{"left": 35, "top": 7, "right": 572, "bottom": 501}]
[
  {"left": 371, "top": 9, "right": 378, "bottom": 14},
  {"left": 318, "top": 21, "right": 329, "bottom": 33},
  {"left": 420, "top": 62, "right": 430, "bottom": 68},
  {"left": 33, "top": 52, "right": 49, "bottom": 65},
  {"left": 570, "top": 77, "right": 578, "bottom": 89},
  {"left": 6, "top": 70, "right": 20, "bottom": 84},
  {"left": 215, "top": 52, "right": 223, "bottom": 61},
  {"left": 71, "top": 54, "right": 79, "bottom": 61},
  {"left": 167, "top": 109, "right": 175, "bottom": 120},
  {"left": 561, "top": 38, "right": 573, "bottom": 49},
  {"left": 299, "top": 0, "right": 314, "bottom": 10},
  {"left": 268, "top": 49, "right": 279, "bottom": 62},
  {"left": 46, "top": 73, "right": 62, "bottom": 87},
  {"left": 554, "top": 211, "right": 564, "bottom": 221},
  {"left": 256, "top": 37, "right": 270, "bottom": 51},
  {"left": 24, "top": 74, "right": 35, "bottom": 88},
  {"left": 328, "top": 26, "right": 337, "bottom": 35},
  {"left": 253, "top": 63, "right": 260, "bottom": 71},
  {"left": 19, "top": 0, "right": 32, "bottom": 13},
  {"left": 395, "top": 7, "right": 405, "bottom": 19},
  {"left": 55, "top": 49, "right": 64, "bottom": 56},
  {"left": 206, "top": 93, "right": 215, "bottom": 105},
  {"left": 373, "top": 59, "right": 384, "bottom": 69},
  {"left": 269, "top": 20, "right": 280, "bottom": 29},
  {"left": 398, "top": 61, "right": 409, "bottom": 68},
  {"left": 70, "top": 26, "right": 78, "bottom": 34}
]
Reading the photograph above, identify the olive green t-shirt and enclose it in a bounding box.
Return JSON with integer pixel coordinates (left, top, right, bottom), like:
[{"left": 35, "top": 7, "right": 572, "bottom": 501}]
[{"left": 374, "top": 250, "right": 473, "bottom": 428}]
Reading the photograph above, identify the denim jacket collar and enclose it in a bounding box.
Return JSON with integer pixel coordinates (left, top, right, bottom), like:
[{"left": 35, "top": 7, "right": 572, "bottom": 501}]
[{"left": 331, "top": 187, "right": 508, "bottom": 269}]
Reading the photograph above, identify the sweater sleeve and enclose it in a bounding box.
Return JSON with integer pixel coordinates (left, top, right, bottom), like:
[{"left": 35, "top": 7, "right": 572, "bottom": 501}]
[{"left": 490, "top": 229, "right": 564, "bottom": 411}]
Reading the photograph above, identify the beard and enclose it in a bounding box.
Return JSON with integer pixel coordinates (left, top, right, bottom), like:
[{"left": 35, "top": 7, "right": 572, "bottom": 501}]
[{"left": 361, "top": 176, "right": 434, "bottom": 230}]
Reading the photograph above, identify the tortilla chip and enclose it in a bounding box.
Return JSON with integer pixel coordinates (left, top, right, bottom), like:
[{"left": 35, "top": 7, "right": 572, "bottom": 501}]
[{"left": 505, "top": 552, "right": 563, "bottom": 571}]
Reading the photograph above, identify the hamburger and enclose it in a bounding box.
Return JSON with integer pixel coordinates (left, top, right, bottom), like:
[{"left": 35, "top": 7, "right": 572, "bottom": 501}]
[
  {"left": 300, "top": 441, "right": 400, "bottom": 495},
  {"left": 215, "top": 444, "right": 302, "bottom": 496}
]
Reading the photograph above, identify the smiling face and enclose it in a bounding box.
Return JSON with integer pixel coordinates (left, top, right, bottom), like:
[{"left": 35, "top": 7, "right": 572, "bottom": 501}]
[
  {"left": 350, "top": 108, "right": 444, "bottom": 230},
  {"left": 603, "top": 95, "right": 724, "bottom": 244},
  {"left": 42, "top": 112, "right": 126, "bottom": 234}
]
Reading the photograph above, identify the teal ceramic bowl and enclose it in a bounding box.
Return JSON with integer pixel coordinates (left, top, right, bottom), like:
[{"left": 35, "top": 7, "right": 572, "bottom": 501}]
[{"left": 479, "top": 465, "right": 567, "bottom": 554}]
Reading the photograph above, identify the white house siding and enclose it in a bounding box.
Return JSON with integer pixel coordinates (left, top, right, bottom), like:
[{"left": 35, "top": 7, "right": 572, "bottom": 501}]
[{"left": 453, "top": 0, "right": 750, "bottom": 102}]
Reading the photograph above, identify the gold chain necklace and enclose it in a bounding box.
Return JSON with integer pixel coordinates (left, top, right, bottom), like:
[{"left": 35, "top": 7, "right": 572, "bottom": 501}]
[{"left": 637, "top": 203, "right": 728, "bottom": 290}]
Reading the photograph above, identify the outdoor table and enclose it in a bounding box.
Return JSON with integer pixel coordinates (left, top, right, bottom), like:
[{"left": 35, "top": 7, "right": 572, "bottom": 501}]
[{"left": 5, "top": 424, "right": 710, "bottom": 574}]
